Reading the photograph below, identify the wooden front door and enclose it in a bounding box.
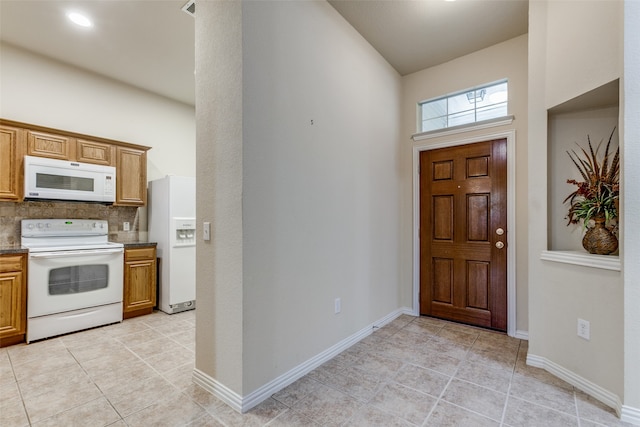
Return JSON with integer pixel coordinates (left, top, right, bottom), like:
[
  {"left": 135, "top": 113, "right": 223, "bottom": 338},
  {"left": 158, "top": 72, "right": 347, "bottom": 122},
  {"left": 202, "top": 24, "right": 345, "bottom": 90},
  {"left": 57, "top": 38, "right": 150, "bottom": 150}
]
[{"left": 419, "top": 139, "right": 507, "bottom": 331}]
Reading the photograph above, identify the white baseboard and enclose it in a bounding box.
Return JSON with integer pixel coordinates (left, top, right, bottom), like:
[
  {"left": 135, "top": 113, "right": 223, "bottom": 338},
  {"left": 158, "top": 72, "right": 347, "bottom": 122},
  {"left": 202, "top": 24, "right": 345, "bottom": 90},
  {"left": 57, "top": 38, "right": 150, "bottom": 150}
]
[
  {"left": 192, "top": 369, "right": 243, "bottom": 411},
  {"left": 514, "top": 329, "right": 529, "bottom": 340},
  {"left": 526, "top": 353, "right": 623, "bottom": 418},
  {"left": 192, "top": 306, "right": 414, "bottom": 413},
  {"left": 621, "top": 404, "right": 640, "bottom": 425},
  {"left": 397, "top": 306, "right": 415, "bottom": 317}
]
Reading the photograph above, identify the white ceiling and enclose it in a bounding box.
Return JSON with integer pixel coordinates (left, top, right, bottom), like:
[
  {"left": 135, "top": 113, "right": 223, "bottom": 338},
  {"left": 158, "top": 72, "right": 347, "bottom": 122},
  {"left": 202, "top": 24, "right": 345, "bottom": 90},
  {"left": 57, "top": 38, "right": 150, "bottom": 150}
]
[
  {"left": 329, "top": 0, "right": 528, "bottom": 76},
  {"left": 0, "top": 0, "right": 196, "bottom": 105},
  {"left": 0, "top": 0, "right": 528, "bottom": 107}
]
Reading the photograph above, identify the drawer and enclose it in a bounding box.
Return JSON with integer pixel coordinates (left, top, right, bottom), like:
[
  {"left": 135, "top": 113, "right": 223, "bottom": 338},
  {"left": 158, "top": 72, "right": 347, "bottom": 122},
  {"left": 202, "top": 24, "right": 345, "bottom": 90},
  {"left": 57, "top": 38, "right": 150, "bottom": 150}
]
[
  {"left": 125, "top": 247, "right": 156, "bottom": 262},
  {"left": 0, "top": 255, "right": 25, "bottom": 273}
]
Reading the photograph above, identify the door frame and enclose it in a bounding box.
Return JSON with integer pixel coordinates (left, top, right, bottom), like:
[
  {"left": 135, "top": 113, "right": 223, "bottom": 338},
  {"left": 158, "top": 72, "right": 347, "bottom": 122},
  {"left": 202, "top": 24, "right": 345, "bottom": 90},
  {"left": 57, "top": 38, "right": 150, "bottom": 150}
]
[{"left": 412, "top": 129, "right": 518, "bottom": 337}]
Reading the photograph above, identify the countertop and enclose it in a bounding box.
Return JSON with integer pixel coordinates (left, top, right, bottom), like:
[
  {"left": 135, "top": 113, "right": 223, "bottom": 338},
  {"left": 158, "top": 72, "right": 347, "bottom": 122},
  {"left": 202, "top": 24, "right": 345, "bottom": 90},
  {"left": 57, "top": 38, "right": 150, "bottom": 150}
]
[
  {"left": 0, "top": 245, "right": 28, "bottom": 255},
  {"left": 0, "top": 241, "right": 157, "bottom": 254},
  {"left": 114, "top": 240, "right": 157, "bottom": 248},
  {"left": 108, "top": 232, "right": 156, "bottom": 248}
]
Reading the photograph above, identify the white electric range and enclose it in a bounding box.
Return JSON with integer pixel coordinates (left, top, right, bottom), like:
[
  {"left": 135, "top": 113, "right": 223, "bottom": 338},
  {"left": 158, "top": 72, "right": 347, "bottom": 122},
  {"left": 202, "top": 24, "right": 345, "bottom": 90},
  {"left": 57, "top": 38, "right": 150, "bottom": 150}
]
[{"left": 21, "top": 219, "right": 124, "bottom": 343}]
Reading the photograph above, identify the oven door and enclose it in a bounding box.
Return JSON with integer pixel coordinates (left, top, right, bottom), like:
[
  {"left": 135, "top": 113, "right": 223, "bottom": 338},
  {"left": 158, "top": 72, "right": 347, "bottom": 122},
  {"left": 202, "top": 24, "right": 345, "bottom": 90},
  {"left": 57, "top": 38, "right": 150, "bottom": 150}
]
[{"left": 28, "top": 248, "right": 124, "bottom": 317}]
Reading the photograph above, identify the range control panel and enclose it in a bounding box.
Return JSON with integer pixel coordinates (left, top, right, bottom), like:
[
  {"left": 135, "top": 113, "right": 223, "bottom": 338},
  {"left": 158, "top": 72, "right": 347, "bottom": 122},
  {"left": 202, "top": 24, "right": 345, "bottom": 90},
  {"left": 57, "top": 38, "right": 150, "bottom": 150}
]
[{"left": 21, "top": 219, "right": 109, "bottom": 237}]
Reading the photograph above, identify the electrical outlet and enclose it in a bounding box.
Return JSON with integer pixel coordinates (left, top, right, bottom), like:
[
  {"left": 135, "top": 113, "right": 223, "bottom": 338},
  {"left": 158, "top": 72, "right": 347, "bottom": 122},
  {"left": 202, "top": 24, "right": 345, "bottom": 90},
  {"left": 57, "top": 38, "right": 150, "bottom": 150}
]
[
  {"left": 577, "top": 318, "right": 590, "bottom": 340},
  {"left": 334, "top": 298, "right": 341, "bottom": 314},
  {"left": 123, "top": 222, "right": 130, "bottom": 232}
]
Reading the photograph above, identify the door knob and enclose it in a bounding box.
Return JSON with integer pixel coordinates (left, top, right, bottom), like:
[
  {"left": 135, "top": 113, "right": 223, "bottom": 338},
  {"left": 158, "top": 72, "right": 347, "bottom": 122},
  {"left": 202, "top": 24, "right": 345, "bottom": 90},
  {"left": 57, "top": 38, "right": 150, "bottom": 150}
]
[
  {"left": 495, "top": 241, "right": 504, "bottom": 249},
  {"left": 496, "top": 228, "right": 504, "bottom": 235}
]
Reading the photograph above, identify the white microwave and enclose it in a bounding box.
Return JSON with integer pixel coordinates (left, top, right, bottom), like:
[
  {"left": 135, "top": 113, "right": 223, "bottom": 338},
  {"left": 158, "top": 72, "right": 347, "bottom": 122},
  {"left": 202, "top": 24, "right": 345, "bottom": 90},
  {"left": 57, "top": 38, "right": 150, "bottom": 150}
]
[{"left": 24, "top": 155, "right": 116, "bottom": 203}]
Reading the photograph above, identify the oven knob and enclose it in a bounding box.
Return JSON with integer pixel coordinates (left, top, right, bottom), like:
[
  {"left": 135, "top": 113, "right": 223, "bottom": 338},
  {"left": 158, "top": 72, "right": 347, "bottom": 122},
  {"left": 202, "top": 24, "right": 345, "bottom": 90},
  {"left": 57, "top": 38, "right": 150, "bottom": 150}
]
[
  {"left": 45, "top": 223, "right": 51, "bottom": 228},
  {"left": 28, "top": 224, "right": 34, "bottom": 229},
  {"left": 37, "top": 223, "right": 43, "bottom": 228}
]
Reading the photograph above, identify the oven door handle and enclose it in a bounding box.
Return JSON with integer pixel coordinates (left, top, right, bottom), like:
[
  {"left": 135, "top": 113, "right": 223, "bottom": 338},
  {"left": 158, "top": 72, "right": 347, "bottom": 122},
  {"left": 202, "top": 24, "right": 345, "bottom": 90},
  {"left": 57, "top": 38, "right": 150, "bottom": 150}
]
[{"left": 29, "top": 248, "right": 124, "bottom": 258}]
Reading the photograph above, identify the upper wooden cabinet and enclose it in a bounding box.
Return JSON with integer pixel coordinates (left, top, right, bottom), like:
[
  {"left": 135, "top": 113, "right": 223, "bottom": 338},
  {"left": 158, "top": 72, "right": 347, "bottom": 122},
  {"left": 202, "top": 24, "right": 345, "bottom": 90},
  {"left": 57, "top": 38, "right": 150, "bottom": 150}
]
[
  {"left": 76, "top": 139, "right": 115, "bottom": 166},
  {"left": 27, "top": 130, "right": 116, "bottom": 166},
  {"left": 27, "top": 130, "right": 73, "bottom": 160},
  {"left": 0, "top": 125, "right": 25, "bottom": 201},
  {"left": 116, "top": 147, "right": 147, "bottom": 206},
  {"left": 0, "top": 119, "right": 150, "bottom": 204}
]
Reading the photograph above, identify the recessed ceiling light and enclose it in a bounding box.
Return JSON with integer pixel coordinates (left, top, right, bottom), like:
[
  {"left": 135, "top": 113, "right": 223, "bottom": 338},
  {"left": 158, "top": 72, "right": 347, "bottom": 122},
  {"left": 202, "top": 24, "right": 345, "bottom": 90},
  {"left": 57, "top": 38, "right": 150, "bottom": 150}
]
[{"left": 67, "top": 11, "right": 93, "bottom": 28}]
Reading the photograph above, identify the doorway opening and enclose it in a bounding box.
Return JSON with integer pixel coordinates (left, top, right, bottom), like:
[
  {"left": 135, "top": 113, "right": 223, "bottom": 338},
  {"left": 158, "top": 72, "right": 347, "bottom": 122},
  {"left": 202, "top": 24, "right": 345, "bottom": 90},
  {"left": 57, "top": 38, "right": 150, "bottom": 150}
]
[{"left": 412, "top": 130, "right": 517, "bottom": 336}]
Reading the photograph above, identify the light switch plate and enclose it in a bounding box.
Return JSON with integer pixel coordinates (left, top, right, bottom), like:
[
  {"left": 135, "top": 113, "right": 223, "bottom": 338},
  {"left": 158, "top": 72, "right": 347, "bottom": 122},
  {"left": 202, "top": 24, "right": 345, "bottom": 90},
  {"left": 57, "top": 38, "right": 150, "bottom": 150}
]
[{"left": 203, "top": 222, "right": 211, "bottom": 241}]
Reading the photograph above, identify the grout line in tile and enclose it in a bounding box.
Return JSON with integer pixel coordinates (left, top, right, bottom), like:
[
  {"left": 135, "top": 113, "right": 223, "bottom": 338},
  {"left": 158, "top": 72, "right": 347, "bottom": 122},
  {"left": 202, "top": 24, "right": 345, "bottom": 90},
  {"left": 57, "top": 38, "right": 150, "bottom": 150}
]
[
  {"left": 508, "top": 384, "right": 581, "bottom": 419},
  {"left": 420, "top": 325, "right": 481, "bottom": 427},
  {"left": 499, "top": 339, "right": 522, "bottom": 426},
  {"left": 499, "top": 377, "right": 513, "bottom": 426},
  {"left": 505, "top": 340, "right": 585, "bottom": 424},
  {"left": 575, "top": 389, "right": 583, "bottom": 427},
  {"left": 7, "top": 352, "right": 32, "bottom": 427},
  {"left": 435, "top": 399, "right": 506, "bottom": 425},
  {"left": 47, "top": 341, "right": 128, "bottom": 426}
]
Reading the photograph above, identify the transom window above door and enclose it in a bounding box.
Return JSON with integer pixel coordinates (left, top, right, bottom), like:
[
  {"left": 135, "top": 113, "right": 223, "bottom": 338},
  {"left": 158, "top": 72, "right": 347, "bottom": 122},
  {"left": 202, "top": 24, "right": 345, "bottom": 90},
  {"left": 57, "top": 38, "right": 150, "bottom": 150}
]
[{"left": 419, "top": 80, "right": 508, "bottom": 132}]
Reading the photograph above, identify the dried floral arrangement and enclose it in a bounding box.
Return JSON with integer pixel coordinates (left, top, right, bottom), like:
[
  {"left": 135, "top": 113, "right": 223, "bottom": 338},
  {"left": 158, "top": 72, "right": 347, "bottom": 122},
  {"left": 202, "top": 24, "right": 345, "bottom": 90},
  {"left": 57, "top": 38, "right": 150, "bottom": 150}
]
[{"left": 564, "top": 128, "right": 619, "bottom": 229}]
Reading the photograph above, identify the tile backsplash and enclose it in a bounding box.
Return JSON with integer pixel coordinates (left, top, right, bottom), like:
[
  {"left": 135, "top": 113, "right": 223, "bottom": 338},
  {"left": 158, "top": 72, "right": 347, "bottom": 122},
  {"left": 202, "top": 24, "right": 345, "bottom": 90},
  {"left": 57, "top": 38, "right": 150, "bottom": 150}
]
[{"left": 0, "top": 201, "right": 147, "bottom": 246}]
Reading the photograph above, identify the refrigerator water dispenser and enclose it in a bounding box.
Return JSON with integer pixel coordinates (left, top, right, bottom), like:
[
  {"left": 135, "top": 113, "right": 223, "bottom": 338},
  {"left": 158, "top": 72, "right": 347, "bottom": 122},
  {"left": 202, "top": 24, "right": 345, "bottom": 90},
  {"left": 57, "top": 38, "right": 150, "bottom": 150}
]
[{"left": 172, "top": 217, "right": 196, "bottom": 247}]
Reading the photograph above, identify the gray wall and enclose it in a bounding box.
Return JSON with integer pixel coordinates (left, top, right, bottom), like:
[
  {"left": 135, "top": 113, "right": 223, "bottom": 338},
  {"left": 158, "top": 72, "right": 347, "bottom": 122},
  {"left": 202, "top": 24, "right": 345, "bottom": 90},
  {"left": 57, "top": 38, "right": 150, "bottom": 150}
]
[{"left": 195, "top": 0, "right": 403, "bottom": 396}]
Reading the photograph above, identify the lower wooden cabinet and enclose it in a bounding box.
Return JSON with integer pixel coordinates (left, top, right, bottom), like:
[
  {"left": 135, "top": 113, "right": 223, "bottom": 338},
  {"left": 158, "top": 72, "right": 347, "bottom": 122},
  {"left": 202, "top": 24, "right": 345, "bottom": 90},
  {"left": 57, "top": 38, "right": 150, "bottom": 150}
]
[
  {"left": 123, "top": 246, "right": 157, "bottom": 319},
  {"left": 0, "top": 253, "right": 27, "bottom": 347}
]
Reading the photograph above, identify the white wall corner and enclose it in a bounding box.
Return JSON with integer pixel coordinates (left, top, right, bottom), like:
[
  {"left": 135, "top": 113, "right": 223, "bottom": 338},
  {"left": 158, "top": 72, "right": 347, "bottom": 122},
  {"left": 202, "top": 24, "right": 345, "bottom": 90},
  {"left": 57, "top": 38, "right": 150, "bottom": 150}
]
[
  {"left": 397, "top": 306, "right": 416, "bottom": 317},
  {"left": 623, "top": 0, "right": 640, "bottom": 422},
  {"left": 192, "top": 368, "right": 244, "bottom": 413}
]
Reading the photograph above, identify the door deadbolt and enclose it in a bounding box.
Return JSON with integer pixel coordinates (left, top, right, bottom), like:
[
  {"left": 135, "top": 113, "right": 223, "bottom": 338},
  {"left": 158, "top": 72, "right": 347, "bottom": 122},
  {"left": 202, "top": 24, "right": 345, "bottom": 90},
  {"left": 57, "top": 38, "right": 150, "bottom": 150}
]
[
  {"left": 495, "top": 241, "right": 505, "bottom": 249},
  {"left": 496, "top": 228, "right": 504, "bottom": 235}
]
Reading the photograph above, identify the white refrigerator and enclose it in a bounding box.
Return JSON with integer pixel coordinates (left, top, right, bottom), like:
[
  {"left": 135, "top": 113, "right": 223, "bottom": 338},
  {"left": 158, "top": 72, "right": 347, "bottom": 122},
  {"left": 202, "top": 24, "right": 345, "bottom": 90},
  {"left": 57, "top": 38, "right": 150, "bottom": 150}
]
[{"left": 148, "top": 175, "right": 196, "bottom": 314}]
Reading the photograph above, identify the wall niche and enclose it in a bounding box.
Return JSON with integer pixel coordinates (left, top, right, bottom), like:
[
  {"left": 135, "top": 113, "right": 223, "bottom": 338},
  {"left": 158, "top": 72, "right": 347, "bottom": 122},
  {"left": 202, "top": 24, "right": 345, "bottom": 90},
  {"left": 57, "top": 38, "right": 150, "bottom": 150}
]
[{"left": 545, "top": 79, "right": 620, "bottom": 267}]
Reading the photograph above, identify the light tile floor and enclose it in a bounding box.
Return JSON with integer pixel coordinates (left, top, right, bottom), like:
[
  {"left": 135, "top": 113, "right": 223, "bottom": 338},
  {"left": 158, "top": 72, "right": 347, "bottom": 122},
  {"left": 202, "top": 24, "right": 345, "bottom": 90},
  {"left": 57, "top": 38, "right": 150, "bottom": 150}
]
[{"left": 0, "top": 311, "right": 632, "bottom": 426}]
